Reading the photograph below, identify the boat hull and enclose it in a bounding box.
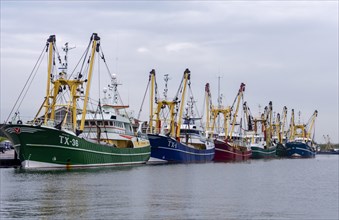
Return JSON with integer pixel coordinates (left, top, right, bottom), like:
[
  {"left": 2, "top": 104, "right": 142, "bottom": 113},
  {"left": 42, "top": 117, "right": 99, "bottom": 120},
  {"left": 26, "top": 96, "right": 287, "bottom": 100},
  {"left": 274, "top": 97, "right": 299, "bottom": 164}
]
[
  {"left": 251, "top": 146, "right": 277, "bottom": 159},
  {"left": 276, "top": 143, "right": 288, "bottom": 157},
  {"left": 1, "top": 124, "right": 151, "bottom": 169},
  {"left": 213, "top": 139, "right": 251, "bottom": 161},
  {"left": 286, "top": 142, "right": 316, "bottom": 158},
  {"left": 147, "top": 134, "right": 214, "bottom": 163}
]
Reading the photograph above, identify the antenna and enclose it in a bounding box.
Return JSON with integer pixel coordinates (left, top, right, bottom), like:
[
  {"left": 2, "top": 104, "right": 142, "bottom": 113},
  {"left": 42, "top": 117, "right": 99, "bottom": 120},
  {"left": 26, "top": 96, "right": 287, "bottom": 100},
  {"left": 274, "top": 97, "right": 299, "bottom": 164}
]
[
  {"left": 107, "top": 74, "right": 122, "bottom": 105},
  {"left": 217, "top": 75, "right": 223, "bottom": 133},
  {"left": 163, "top": 74, "right": 171, "bottom": 99},
  {"left": 59, "top": 42, "right": 76, "bottom": 74},
  {"left": 298, "top": 111, "right": 301, "bottom": 124}
]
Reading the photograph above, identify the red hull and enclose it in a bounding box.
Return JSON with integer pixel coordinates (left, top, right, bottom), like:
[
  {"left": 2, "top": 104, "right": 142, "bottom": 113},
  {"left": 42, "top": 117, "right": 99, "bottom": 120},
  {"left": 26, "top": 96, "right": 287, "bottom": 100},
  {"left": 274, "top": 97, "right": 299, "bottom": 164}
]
[{"left": 213, "top": 139, "right": 252, "bottom": 161}]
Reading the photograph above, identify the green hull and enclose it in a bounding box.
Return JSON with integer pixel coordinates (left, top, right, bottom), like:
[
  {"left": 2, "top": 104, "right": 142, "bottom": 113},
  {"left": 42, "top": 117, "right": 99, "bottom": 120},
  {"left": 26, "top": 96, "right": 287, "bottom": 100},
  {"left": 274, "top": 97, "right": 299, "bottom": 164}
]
[
  {"left": 250, "top": 146, "right": 277, "bottom": 159},
  {"left": 2, "top": 124, "right": 151, "bottom": 168}
]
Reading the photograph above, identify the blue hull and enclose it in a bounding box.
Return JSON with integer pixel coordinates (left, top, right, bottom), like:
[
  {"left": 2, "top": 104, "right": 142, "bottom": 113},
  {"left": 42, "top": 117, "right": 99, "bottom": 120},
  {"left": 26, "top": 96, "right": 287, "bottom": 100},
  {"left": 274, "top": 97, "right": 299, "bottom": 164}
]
[
  {"left": 286, "top": 142, "right": 316, "bottom": 158},
  {"left": 147, "top": 134, "right": 214, "bottom": 163}
]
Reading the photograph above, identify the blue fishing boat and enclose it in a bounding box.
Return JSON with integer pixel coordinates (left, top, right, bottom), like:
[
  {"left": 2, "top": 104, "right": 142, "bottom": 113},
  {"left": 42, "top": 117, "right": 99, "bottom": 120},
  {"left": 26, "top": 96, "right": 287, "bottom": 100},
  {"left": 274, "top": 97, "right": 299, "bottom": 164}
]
[
  {"left": 148, "top": 132, "right": 214, "bottom": 163},
  {"left": 142, "top": 69, "right": 215, "bottom": 163},
  {"left": 286, "top": 139, "right": 316, "bottom": 158},
  {"left": 286, "top": 110, "right": 318, "bottom": 158}
]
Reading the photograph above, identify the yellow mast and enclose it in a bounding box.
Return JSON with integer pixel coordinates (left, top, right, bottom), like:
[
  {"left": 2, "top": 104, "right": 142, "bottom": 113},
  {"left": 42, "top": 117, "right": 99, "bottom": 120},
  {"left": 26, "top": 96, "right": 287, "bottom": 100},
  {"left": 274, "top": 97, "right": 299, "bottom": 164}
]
[
  {"left": 155, "top": 100, "right": 176, "bottom": 136},
  {"left": 243, "top": 102, "right": 250, "bottom": 130},
  {"left": 307, "top": 110, "right": 318, "bottom": 139},
  {"left": 79, "top": 33, "right": 100, "bottom": 132},
  {"left": 275, "top": 113, "right": 281, "bottom": 143},
  {"left": 281, "top": 106, "right": 287, "bottom": 143},
  {"left": 229, "top": 83, "right": 245, "bottom": 139},
  {"left": 43, "top": 35, "right": 56, "bottom": 124},
  {"left": 289, "top": 109, "right": 295, "bottom": 141},
  {"left": 266, "top": 101, "right": 273, "bottom": 146},
  {"left": 176, "top": 69, "right": 190, "bottom": 138},
  {"left": 205, "top": 83, "right": 211, "bottom": 134},
  {"left": 149, "top": 69, "right": 156, "bottom": 133},
  {"left": 211, "top": 107, "right": 231, "bottom": 138}
]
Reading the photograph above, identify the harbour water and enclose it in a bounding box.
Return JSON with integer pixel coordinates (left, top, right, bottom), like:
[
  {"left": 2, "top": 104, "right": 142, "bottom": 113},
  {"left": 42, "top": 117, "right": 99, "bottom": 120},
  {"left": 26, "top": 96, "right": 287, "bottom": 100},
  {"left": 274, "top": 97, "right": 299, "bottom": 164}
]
[{"left": 1, "top": 155, "right": 338, "bottom": 220}]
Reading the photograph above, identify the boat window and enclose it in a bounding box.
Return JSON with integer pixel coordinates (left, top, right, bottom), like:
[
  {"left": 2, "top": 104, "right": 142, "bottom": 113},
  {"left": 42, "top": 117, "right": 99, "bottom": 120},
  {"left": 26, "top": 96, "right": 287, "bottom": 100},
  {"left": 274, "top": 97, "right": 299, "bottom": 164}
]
[
  {"left": 90, "top": 121, "right": 96, "bottom": 126},
  {"left": 104, "top": 121, "right": 109, "bottom": 126},
  {"left": 183, "top": 118, "right": 195, "bottom": 125},
  {"left": 110, "top": 115, "right": 116, "bottom": 120},
  {"left": 85, "top": 121, "right": 89, "bottom": 126},
  {"left": 97, "top": 121, "right": 103, "bottom": 126},
  {"left": 125, "top": 123, "right": 131, "bottom": 131},
  {"left": 180, "top": 129, "right": 199, "bottom": 135},
  {"left": 109, "top": 121, "right": 113, "bottom": 126}
]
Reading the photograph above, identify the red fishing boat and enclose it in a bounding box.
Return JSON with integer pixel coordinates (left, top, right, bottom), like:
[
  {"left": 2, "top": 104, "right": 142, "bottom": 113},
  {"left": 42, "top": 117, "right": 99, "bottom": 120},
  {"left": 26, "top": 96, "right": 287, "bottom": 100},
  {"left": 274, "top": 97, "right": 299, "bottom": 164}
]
[
  {"left": 204, "top": 83, "right": 252, "bottom": 162},
  {"left": 214, "top": 138, "right": 252, "bottom": 161}
]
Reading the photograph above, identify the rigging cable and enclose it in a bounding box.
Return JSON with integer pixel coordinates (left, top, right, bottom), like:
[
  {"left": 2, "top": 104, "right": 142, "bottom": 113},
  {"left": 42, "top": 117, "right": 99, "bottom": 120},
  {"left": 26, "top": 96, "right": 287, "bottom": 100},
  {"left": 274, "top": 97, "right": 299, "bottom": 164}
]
[
  {"left": 137, "top": 80, "right": 150, "bottom": 121},
  {"left": 17, "top": 48, "right": 47, "bottom": 115},
  {"left": 69, "top": 38, "right": 91, "bottom": 80},
  {"left": 4, "top": 45, "right": 47, "bottom": 124}
]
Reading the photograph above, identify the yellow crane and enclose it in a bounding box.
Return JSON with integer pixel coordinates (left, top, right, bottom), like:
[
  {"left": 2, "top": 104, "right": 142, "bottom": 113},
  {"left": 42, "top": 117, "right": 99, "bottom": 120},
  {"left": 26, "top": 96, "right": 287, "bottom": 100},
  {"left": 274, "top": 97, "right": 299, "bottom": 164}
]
[
  {"left": 35, "top": 33, "right": 100, "bottom": 134},
  {"left": 204, "top": 82, "right": 232, "bottom": 140},
  {"left": 281, "top": 106, "right": 288, "bottom": 143},
  {"left": 307, "top": 110, "right": 318, "bottom": 139},
  {"left": 289, "top": 109, "right": 318, "bottom": 142},
  {"left": 150, "top": 69, "right": 191, "bottom": 139},
  {"left": 229, "top": 83, "right": 246, "bottom": 139}
]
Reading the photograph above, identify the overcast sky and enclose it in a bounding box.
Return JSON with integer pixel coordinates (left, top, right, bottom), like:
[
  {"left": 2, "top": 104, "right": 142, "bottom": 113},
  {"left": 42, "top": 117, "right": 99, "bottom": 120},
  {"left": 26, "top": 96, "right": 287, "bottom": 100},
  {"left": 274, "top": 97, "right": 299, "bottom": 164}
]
[{"left": 1, "top": 1, "right": 338, "bottom": 143}]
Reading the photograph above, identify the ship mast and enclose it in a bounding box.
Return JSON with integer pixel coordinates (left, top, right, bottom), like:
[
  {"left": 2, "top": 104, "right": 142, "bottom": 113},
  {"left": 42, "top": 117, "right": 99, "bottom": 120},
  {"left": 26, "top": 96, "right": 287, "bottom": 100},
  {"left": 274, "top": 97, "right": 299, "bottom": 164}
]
[
  {"left": 79, "top": 33, "right": 100, "bottom": 132},
  {"left": 307, "top": 110, "right": 318, "bottom": 140},
  {"left": 163, "top": 74, "right": 170, "bottom": 100},
  {"left": 217, "top": 76, "right": 222, "bottom": 133},
  {"left": 205, "top": 83, "right": 211, "bottom": 134},
  {"left": 281, "top": 106, "right": 288, "bottom": 143},
  {"left": 149, "top": 69, "right": 156, "bottom": 133},
  {"left": 176, "top": 69, "right": 191, "bottom": 138},
  {"left": 43, "top": 35, "right": 56, "bottom": 125},
  {"left": 289, "top": 109, "right": 295, "bottom": 141},
  {"left": 266, "top": 101, "right": 273, "bottom": 147},
  {"left": 229, "top": 83, "right": 245, "bottom": 139},
  {"left": 275, "top": 113, "right": 281, "bottom": 143}
]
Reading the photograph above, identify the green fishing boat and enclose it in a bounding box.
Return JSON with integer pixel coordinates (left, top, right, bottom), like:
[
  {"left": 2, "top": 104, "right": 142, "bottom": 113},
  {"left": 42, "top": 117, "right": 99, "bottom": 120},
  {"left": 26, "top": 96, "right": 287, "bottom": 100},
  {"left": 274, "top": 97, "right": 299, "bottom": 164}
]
[
  {"left": 250, "top": 144, "right": 277, "bottom": 159},
  {"left": 249, "top": 102, "right": 277, "bottom": 159},
  {"left": 273, "top": 106, "right": 288, "bottom": 157},
  {"left": 1, "top": 33, "right": 150, "bottom": 168}
]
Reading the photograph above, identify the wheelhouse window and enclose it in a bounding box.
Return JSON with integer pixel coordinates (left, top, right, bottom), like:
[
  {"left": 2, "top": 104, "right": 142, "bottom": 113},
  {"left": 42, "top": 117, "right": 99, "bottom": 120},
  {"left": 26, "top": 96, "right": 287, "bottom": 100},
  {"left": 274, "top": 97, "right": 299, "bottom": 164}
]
[{"left": 180, "top": 129, "right": 200, "bottom": 135}]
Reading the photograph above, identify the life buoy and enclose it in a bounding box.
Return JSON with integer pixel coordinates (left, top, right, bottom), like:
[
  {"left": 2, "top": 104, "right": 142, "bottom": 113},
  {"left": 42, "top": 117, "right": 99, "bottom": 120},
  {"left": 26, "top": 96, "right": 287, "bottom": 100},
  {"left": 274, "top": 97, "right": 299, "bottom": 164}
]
[{"left": 17, "top": 120, "right": 23, "bottom": 124}]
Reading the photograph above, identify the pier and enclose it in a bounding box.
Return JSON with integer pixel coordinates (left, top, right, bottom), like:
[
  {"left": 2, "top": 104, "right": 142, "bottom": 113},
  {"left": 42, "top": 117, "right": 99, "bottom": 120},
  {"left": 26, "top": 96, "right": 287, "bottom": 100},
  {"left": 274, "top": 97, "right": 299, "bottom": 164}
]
[{"left": 0, "top": 150, "right": 20, "bottom": 168}]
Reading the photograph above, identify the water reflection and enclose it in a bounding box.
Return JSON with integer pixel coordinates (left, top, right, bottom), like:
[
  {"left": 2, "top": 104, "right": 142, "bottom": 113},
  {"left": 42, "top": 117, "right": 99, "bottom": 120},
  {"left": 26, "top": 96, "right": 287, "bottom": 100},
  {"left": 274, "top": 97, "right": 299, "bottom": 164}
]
[{"left": 1, "top": 156, "right": 338, "bottom": 219}]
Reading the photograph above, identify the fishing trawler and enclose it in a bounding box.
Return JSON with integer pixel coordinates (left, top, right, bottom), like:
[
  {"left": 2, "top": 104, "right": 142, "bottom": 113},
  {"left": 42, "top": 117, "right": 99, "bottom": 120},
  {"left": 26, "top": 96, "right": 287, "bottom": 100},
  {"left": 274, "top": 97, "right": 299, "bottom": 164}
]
[
  {"left": 317, "top": 135, "right": 339, "bottom": 155},
  {"left": 144, "top": 69, "right": 215, "bottom": 163},
  {"left": 248, "top": 102, "right": 277, "bottom": 159},
  {"left": 205, "top": 83, "right": 251, "bottom": 162},
  {"left": 285, "top": 110, "right": 317, "bottom": 158},
  {"left": 274, "top": 106, "right": 289, "bottom": 157},
  {"left": 1, "top": 34, "right": 151, "bottom": 168},
  {"left": 78, "top": 73, "right": 150, "bottom": 151}
]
